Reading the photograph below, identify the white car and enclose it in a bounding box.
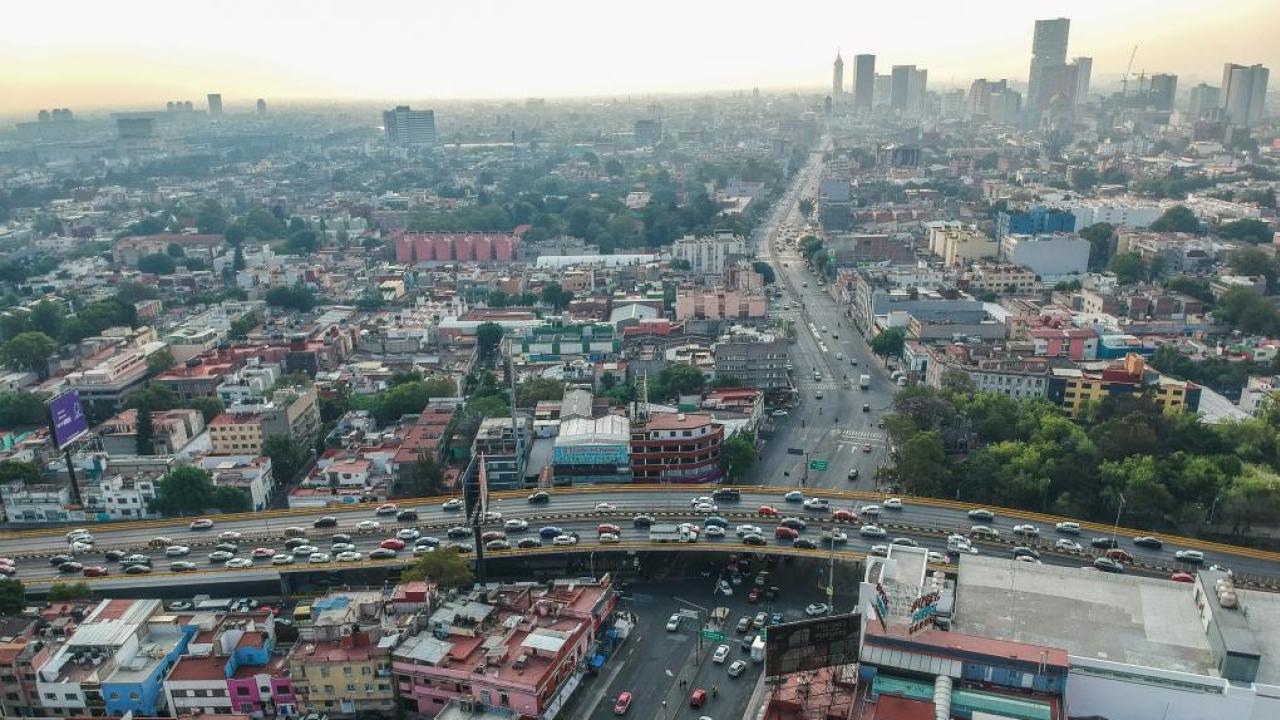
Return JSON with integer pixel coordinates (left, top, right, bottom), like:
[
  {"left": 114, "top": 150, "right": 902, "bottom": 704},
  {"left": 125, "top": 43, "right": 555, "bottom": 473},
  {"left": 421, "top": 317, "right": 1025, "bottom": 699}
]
[
  {"left": 860, "top": 504, "right": 882, "bottom": 518},
  {"left": 690, "top": 496, "right": 714, "bottom": 507},
  {"left": 1176, "top": 550, "right": 1206, "bottom": 563},
  {"left": 397, "top": 528, "right": 420, "bottom": 541},
  {"left": 65, "top": 529, "right": 92, "bottom": 542},
  {"left": 308, "top": 552, "right": 331, "bottom": 564},
  {"left": 336, "top": 551, "right": 363, "bottom": 562},
  {"left": 594, "top": 502, "right": 616, "bottom": 511},
  {"left": 504, "top": 519, "right": 529, "bottom": 533},
  {"left": 219, "top": 531, "right": 243, "bottom": 541},
  {"left": 736, "top": 524, "right": 763, "bottom": 537},
  {"left": 70, "top": 542, "right": 94, "bottom": 554},
  {"left": 728, "top": 660, "right": 747, "bottom": 677},
  {"left": 928, "top": 551, "right": 947, "bottom": 564},
  {"left": 1055, "top": 521, "right": 1081, "bottom": 534},
  {"left": 870, "top": 544, "right": 890, "bottom": 556},
  {"left": 599, "top": 533, "right": 620, "bottom": 544},
  {"left": 822, "top": 529, "right": 848, "bottom": 544},
  {"left": 442, "top": 498, "right": 464, "bottom": 511},
  {"left": 666, "top": 614, "right": 681, "bottom": 632},
  {"left": 224, "top": 558, "right": 254, "bottom": 569},
  {"left": 805, "top": 603, "right": 830, "bottom": 617},
  {"left": 271, "top": 554, "right": 295, "bottom": 566},
  {"left": 803, "top": 498, "right": 830, "bottom": 511},
  {"left": 717, "top": 580, "right": 733, "bottom": 596},
  {"left": 331, "top": 542, "right": 356, "bottom": 553},
  {"left": 1012, "top": 524, "right": 1041, "bottom": 537},
  {"left": 291, "top": 545, "right": 319, "bottom": 556},
  {"left": 858, "top": 524, "right": 887, "bottom": 538},
  {"left": 703, "top": 525, "right": 726, "bottom": 538},
  {"left": 883, "top": 498, "right": 904, "bottom": 510},
  {"left": 970, "top": 525, "right": 999, "bottom": 538},
  {"left": 1055, "top": 539, "right": 1084, "bottom": 553},
  {"left": 552, "top": 535, "right": 577, "bottom": 546},
  {"left": 771, "top": 409, "right": 789, "bottom": 417},
  {"left": 712, "top": 644, "right": 730, "bottom": 663},
  {"left": 483, "top": 511, "right": 503, "bottom": 523},
  {"left": 165, "top": 545, "right": 190, "bottom": 557},
  {"left": 693, "top": 502, "right": 718, "bottom": 513},
  {"left": 356, "top": 520, "right": 381, "bottom": 532},
  {"left": 784, "top": 491, "right": 805, "bottom": 503}
]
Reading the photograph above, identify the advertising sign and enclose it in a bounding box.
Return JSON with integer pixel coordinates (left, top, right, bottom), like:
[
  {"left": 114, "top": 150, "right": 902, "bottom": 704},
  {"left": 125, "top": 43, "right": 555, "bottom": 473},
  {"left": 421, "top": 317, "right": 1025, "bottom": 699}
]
[
  {"left": 764, "top": 611, "right": 862, "bottom": 677},
  {"left": 49, "top": 390, "right": 89, "bottom": 449}
]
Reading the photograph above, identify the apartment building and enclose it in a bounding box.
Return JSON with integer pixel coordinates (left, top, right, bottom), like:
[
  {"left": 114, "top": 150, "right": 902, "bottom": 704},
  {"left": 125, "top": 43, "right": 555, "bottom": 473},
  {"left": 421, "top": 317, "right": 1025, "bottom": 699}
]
[
  {"left": 630, "top": 411, "right": 723, "bottom": 484},
  {"left": 926, "top": 222, "right": 998, "bottom": 267},
  {"left": 1048, "top": 354, "right": 1200, "bottom": 418},
  {"left": 670, "top": 231, "right": 747, "bottom": 275}
]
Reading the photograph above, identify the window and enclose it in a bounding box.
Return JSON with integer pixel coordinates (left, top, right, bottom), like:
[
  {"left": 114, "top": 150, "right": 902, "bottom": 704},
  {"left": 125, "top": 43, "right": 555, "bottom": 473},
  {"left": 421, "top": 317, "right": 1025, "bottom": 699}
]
[
  {"left": 500, "top": 692, "right": 510, "bottom": 706},
  {"left": 129, "top": 693, "right": 140, "bottom": 701},
  {"left": 109, "top": 693, "right": 119, "bottom": 701},
  {"left": 65, "top": 693, "right": 77, "bottom": 700},
  {"left": 237, "top": 687, "right": 251, "bottom": 696},
  {"left": 324, "top": 685, "right": 334, "bottom": 694},
  {"left": 343, "top": 666, "right": 352, "bottom": 675}
]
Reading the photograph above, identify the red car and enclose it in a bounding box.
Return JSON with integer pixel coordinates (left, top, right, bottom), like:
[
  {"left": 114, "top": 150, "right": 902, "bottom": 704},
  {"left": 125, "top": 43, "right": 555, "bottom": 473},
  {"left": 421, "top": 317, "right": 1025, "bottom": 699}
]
[
  {"left": 189, "top": 518, "right": 214, "bottom": 530},
  {"left": 747, "top": 587, "right": 763, "bottom": 603},
  {"left": 832, "top": 510, "right": 858, "bottom": 523},
  {"left": 774, "top": 527, "right": 798, "bottom": 540},
  {"left": 380, "top": 538, "right": 406, "bottom": 551},
  {"left": 613, "top": 691, "right": 632, "bottom": 715},
  {"left": 82, "top": 566, "right": 109, "bottom": 577},
  {"left": 597, "top": 523, "right": 621, "bottom": 535},
  {"left": 1105, "top": 548, "right": 1134, "bottom": 564},
  {"left": 758, "top": 505, "right": 779, "bottom": 517},
  {"left": 1170, "top": 572, "right": 1195, "bottom": 583},
  {"left": 690, "top": 688, "right": 707, "bottom": 708},
  {"left": 0, "top": 565, "right": 15, "bottom": 577}
]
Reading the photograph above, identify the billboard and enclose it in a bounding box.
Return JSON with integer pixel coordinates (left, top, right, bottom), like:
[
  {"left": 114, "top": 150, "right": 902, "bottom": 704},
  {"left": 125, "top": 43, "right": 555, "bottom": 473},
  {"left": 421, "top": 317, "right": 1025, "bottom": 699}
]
[
  {"left": 49, "top": 390, "right": 89, "bottom": 449},
  {"left": 764, "top": 611, "right": 862, "bottom": 677}
]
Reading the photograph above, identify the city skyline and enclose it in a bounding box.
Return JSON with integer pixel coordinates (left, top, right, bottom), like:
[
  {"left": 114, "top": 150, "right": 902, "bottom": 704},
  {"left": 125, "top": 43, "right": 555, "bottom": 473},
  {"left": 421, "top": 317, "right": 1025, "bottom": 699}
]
[{"left": 0, "top": 0, "right": 1277, "bottom": 115}]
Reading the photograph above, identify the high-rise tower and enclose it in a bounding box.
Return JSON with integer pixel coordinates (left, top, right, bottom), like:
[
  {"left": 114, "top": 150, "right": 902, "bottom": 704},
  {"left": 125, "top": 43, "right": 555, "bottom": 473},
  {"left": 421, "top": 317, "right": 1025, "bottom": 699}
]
[
  {"left": 854, "top": 55, "right": 876, "bottom": 111},
  {"left": 833, "top": 52, "right": 844, "bottom": 96},
  {"left": 1027, "top": 18, "right": 1070, "bottom": 111}
]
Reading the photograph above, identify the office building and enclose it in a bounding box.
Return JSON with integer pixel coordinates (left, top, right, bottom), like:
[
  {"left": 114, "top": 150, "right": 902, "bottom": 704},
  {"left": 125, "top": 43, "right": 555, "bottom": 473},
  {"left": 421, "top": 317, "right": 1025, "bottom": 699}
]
[
  {"left": 1221, "top": 63, "right": 1269, "bottom": 126},
  {"left": 890, "top": 65, "right": 912, "bottom": 112},
  {"left": 1149, "top": 73, "right": 1178, "bottom": 112},
  {"left": 925, "top": 222, "right": 999, "bottom": 267},
  {"left": 908, "top": 67, "right": 928, "bottom": 114},
  {"left": 1000, "top": 233, "right": 1090, "bottom": 283},
  {"left": 1189, "top": 83, "right": 1221, "bottom": 118},
  {"left": 634, "top": 118, "right": 663, "bottom": 145},
  {"left": 1028, "top": 17, "right": 1070, "bottom": 111},
  {"left": 714, "top": 334, "right": 789, "bottom": 390},
  {"left": 968, "top": 79, "right": 1008, "bottom": 117},
  {"left": 115, "top": 116, "right": 154, "bottom": 139},
  {"left": 854, "top": 54, "right": 875, "bottom": 111},
  {"left": 832, "top": 51, "right": 844, "bottom": 96},
  {"left": 995, "top": 207, "right": 1076, "bottom": 238},
  {"left": 671, "top": 231, "right": 748, "bottom": 274},
  {"left": 206, "top": 93, "right": 223, "bottom": 116},
  {"left": 1072, "top": 56, "right": 1092, "bottom": 104},
  {"left": 256, "top": 98, "right": 266, "bottom": 115},
  {"left": 382, "top": 105, "right": 436, "bottom": 147}
]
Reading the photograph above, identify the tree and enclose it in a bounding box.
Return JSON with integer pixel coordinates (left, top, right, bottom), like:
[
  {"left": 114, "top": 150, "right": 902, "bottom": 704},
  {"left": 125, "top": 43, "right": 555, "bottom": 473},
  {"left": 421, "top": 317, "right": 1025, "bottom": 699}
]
[
  {"left": 228, "top": 311, "right": 260, "bottom": 340},
  {"left": 28, "top": 300, "right": 64, "bottom": 339},
  {"left": 137, "top": 253, "right": 177, "bottom": 275},
  {"left": 870, "top": 327, "right": 906, "bottom": 358},
  {"left": 897, "top": 431, "right": 951, "bottom": 497},
  {"left": 401, "top": 546, "right": 473, "bottom": 587},
  {"left": 212, "top": 485, "right": 251, "bottom": 513},
  {"left": 146, "top": 348, "right": 175, "bottom": 376},
  {"left": 476, "top": 322, "right": 503, "bottom": 365},
  {"left": 0, "top": 460, "right": 40, "bottom": 485},
  {"left": 752, "top": 261, "right": 776, "bottom": 284},
  {"left": 0, "top": 392, "right": 48, "bottom": 426},
  {"left": 357, "top": 289, "right": 385, "bottom": 311},
  {"left": 604, "top": 158, "right": 625, "bottom": 176},
  {"left": 196, "top": 199, "right": 228, "bottom": 234},
  {"left": 1219, "top": 218, "right": 1274, "bottom": 244},
  {"left": 1228, "top": 246, "right": 1278, "bottom": 291},
  {"left": 515, "top": 378, "right": 565, "bottom": 407},
  {"left": 1079, "top": 223, "right": 1115, "bottom": 270},
  {"left": 124, "top": 385, "right": 179, "bottom": 411},
  {"left": 1107, "top": 252, "right": 1145, "bottom": 284},
  {"left": 286, "top": 230, "right": 320, "bottom": 254},
  {"left": 241, "top": 207, "right": 287, "bottom": 240},
  {"left": 0, "top": 331, "right": 55, "bottom": 377},
  {"left": 0, "top": 578, "right": 24, "bottom": 615},
  {"left": 135, "top": 405, "right": 154, "bottom": 455},
  {"left": 798, "top": 198, "right": 815, "bottom": 217},
  {"left": 114, "top": 281, "right": 159, "bottom": 304},
  {"left": 264, "top": 286, "right": 317, "bottom": 312},
  {"left": 1071, "top": 167, "right": 1099, "bottom": 191},
  {"left": 188, "top": 396, "right": 224, "bottom": 423},
  {"left": 669, "top": 258, "right": 692, "bottom": 271},
  {"left": 1219, "top": 466, "right": 1280, "bottom": 536},
  {"left": 540, "top": 283, "right": 573, "bottom": 312},
  {"left": 1216, "top": 287, "right": 1278, "bottom": 334},
  {"left": 652, "top": 363, "right": 706, "bottom": 400},
  {"left": 149, "top": 466, "right": 216, "bottom": 515},
  {"left": 263, "top": 435, "right": 311, "bottom": 484},
  {"left": 720, "top": 433, "right": 756, "bottom": 482},
  {"left": 232, "top": 245, "right": 246, "bottom": 271},
  {"left": 48, "top": 581, "right": 92, "bottom": 601},
  {"left": 407, "top": 453, "right": 445, "bottom": 496},
  {"left": 1150, "top": 205, "right": 1201, "bottom": 234},
  {"left": 166, "top": 242, "right": 185, "bottom": 258}
]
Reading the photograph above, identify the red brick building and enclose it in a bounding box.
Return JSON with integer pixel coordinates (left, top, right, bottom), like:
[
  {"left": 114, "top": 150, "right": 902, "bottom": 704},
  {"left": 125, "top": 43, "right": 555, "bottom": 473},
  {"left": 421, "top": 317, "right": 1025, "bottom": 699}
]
[{"left": 630, "top": 411, "right": 723, "bottom": 484}]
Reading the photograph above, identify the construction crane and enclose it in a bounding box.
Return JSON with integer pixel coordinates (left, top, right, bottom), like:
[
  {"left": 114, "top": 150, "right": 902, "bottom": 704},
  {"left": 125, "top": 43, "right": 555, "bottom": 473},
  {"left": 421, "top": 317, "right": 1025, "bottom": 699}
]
[{"left": 1120, "top": 45, "right": 1139, "bottom": 102}]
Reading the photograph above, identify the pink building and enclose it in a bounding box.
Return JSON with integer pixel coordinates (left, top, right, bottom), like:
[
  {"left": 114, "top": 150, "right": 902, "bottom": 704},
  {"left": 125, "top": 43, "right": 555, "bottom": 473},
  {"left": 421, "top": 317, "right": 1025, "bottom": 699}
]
[
  {"left": 164, "top": 613, "right": 296, "bottom": 717},
  {"left": 392, "top": 580, "right": 615, "bottom": 718},
  {"left": 674, "top": 291, "right": 767, "bottom": 320},
  {"left": 1028, "top": 326, "right": 1098, "bottom": 361},
  {"left": 393, "top": 232, "right": 521, "bottom": 264}
]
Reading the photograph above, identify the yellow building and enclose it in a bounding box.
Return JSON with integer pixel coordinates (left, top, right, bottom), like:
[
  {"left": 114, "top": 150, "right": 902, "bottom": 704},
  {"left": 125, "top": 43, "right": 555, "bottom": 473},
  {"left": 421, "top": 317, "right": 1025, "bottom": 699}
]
[
  {"left": 290, "top": 634, "right": 395, "bottom": 717},
  {"left": 1048, "top": 354, "right": 1200, "bottom": 419},
  {"left": 208, "top": 413, "right": 264, "bottom": 454}
]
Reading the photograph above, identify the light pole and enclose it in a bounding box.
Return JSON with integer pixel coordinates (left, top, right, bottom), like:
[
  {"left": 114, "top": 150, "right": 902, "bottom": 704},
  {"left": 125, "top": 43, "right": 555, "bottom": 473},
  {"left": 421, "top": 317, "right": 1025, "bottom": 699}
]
[
  {"left": 673, "top": 596, "right": 709, "bottom": 665},
  {"left": 1109, "top": 493, "right": 1126, "bottom": 548}
]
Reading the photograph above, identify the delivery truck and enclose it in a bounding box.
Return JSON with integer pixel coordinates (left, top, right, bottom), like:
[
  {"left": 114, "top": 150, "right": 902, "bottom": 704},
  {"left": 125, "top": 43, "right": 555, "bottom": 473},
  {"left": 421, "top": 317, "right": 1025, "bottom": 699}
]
[
  {"left": 649, "top": 523, "right": 698, "bottom": 543},
  {"left": 859, "top": 374, "right": 871, "bottom": 389}
]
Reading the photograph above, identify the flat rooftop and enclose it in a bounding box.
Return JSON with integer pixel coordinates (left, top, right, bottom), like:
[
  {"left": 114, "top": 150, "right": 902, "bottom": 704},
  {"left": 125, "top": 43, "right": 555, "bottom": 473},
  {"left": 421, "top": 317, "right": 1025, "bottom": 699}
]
[
  {"left": 954, "top": 555, "right": 1216, "bottom": 676},
  {"left": 1236, "top": 586, "right": 1280, "bottom": 685}
]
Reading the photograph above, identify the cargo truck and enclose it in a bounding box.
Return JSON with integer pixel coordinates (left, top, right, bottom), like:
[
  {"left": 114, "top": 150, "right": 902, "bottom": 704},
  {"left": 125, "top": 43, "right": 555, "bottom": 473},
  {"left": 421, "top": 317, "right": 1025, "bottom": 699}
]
[
  {"left": 751, "top": 636, "right": 766, "bottom": 662},
  {"left": 649, "top": 523, "right": 698, "bottom": 543},
  {"left": 859, "top": 374, "right": 870, "bottom": 389}
]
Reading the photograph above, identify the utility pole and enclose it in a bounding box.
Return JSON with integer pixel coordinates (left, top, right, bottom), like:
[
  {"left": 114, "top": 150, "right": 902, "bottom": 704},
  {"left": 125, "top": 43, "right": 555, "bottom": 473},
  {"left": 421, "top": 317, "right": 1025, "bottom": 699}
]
[
  {"left": 673, "top": 596, "right": 709, "bottom": 665},
  {"left": 1110, "top": 493, "right": 1126, "bottom": 548}
]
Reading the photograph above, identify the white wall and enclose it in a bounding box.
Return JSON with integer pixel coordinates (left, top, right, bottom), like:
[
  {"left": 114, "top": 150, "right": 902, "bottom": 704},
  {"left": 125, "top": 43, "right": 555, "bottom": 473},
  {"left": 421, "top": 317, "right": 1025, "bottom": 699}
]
[{"left": 1065, "top": 655, "right": 1280, "bottom": 720}]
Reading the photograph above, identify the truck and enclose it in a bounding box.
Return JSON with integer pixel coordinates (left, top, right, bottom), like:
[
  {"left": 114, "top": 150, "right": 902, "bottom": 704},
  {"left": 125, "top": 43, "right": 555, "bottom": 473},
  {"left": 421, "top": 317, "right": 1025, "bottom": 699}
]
[
  {"left": 859, "top": 374, "right": 871, "bottom": 389},
  {"left": 750, "top": 636, "right": 766, "bottom": 663},
  {"left": 649, "top": 524, "right": 698, "bottom": 543}
]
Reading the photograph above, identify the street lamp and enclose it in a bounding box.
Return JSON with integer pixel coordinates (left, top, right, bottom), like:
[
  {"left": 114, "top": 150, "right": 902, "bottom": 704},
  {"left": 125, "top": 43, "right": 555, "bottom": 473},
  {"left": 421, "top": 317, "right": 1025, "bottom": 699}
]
[
  {"left": 672, "top": 596, "right": 709, "bottom": 665},
  {"left": 1109, "top": 493, "right": 1126, "bottom": 547}
]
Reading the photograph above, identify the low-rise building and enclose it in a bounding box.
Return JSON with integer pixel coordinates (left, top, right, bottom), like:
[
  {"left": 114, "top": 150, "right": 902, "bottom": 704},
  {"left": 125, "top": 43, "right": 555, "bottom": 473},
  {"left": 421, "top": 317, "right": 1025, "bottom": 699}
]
[
  {"left": 98, "top": 408, "right": 206, "bottom": 456},
  {"left": 999, "top": 233, "right": 1090, "bottom": 283},
  {"left": 630, "top": 411, "right": 723, "bottom": 484},
  {"left": 926, "top": 222, "right": 998, "bottom": 267},
  {"left": 713, "top": 329, "right": 789, "bottom": 390},
  {"left": 196, "top": 455, "right": 275, "bottom": 511},
  {"left": 961, "top": 262, "right": 1038, "bottom": 295},
  {"left": 472, "top": 416, "right": 532, "bottom": 490},
  {"left": 673, "top": 291, "right": 767, "bottom": 321},
  {"left": 1048, "top": 353, "right": 1200, "bottom": 418},
  {"left": 552, "top": 415, "right": 631, "bottom": 485}
]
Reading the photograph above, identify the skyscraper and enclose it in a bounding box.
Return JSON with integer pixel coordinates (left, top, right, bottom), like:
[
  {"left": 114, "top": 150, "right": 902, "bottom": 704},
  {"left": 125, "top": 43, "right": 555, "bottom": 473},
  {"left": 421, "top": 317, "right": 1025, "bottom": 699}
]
[
  {"left": 1221, "top": 63, "right": 1270, "bottom": 126},
  {"left": 256, "top": 99, "right": 267, "bottom": 116},
  {"left": 1071, "top": 56, "right": 1092, "bottom": 105},
  {"left": 853, "top": 54, "right": 876, "bottom": 111},
  {"left": 207, "top": 93, "right": 223, "bottom": 116},
  {"left": 1148, "top": 74, "right": 1178, "bottom": 112},
  {"left": 890, "top": 65, "right": 913, "bottom": 112},
  {"left": 1027, "top": 18, "right": 1070, "bottom": 111},
  {"left": 1188, "top": 83, "right": 1221, "bottom": 119},
  {"left": 382, "top": 106, "right": 436, "bottom": 147},
  {"left": 907, "top": 68, "right": 928, "bottom": 115},
  {"left": 832, "top": 52, "right": 844, "bottom": 96}
]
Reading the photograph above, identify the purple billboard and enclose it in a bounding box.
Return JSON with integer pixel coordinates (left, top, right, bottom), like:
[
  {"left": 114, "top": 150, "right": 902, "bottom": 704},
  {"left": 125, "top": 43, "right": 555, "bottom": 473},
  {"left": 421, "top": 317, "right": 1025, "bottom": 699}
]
[{"left": 49, "top": 390, "right": 89, "bottom": 449}]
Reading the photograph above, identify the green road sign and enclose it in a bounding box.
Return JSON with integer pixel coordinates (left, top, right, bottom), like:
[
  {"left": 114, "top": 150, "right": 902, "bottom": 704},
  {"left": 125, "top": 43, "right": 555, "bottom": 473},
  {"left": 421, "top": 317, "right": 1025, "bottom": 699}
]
[
  {"left": 701, "top": 630, "right": 726, "bottom": 642},
  {"left": 809, "top": 460, "right": 828, "bottom": 471}
]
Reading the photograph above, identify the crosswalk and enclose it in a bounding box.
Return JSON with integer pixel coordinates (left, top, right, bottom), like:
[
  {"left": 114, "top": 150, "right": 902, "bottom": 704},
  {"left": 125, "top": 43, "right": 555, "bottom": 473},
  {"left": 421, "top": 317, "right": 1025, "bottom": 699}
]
[
  {"left": 802, "top": 381, "right": 846, "bottom": 391},
  {"left": 834, "top": 428, "right": 886, "bottom": 442}
]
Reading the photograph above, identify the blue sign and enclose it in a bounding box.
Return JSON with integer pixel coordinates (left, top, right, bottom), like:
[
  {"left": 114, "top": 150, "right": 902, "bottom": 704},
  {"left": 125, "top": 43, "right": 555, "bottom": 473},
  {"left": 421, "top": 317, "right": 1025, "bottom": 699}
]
[{"left": 49, "top": 390, "right": 89, "bottom": 449}]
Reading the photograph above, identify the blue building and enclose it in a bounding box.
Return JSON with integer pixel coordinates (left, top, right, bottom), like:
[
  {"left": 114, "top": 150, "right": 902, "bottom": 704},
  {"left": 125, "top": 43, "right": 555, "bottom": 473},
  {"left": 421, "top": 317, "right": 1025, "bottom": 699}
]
[{"left": 996, "top": 207, "right": 1076, "bottom": 239}]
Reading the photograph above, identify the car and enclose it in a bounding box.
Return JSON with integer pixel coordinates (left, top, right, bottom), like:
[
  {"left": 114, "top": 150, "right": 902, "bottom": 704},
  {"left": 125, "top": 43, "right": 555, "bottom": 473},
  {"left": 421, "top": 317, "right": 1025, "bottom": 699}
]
[
  {"left": 271, "top": 555, "right": 295, "bottom": 566},
  {"left": 969, "top": 525, "right": 999, "bottom": 539},
  {"left": 597, "top": 523, "right": 621, "bottom": 535},
  {"left": 481, "top": 531, "right": 507, "bottom": 543},
  {"left": 396, "top": 509, "right": 419, "bottom": 522},
  {"left": 504, "top": 519, "right": 529, "bottom": 533},
  {"left": 486, "top": 539, "right": 511, "bottom": 551},
  {"left": 290, "top": 545, "right": 319, "bottom": 556},
  {"left": 121, "top": 554, "right": 151, "bottom": 566},
  {"left": 747, "top": 587, "right": 763, "bottom": 603},
  {"left": 208, "top": 551, "right": 235, "bottom": 563},
  {"left": 1094, "top": 557, "right": 1124, "bottom": 573},
  {"left": 124, "top": 564, "right": 151, "bottom": 575},
  {"left": 757, "top": 505, "right": 779, "bottom": 517},
  {"left": 742, "top": 534, "right": 767, "bottom": 546},
  {"left": 396, "top": 528, "right": 421, "bottom": 542},
  {"left": 741, "top": 634, "right": 758, "bottom": 653},
  {"left": 448, "top": 526, "right": 472, "bottom": 539},
  {"left": 1015, "top": 555, "right": 1042, "bottom": 564},
  {"left": 847, "top": 469, "right": 860, "bottom": 481},
  {"left": 517, "top": 538, "right": 542, "bottom": 549},
  {"left": 870, "top": 544, "right": 890, "bottom": 556},
  {"left": 784, "top": 490, "right": 805, "bottom": 503},
  {"left": 599, "top": 533, "right": 620, "bottom": 544},
  {"left": 860, "top": 504, "right": 882, "bottom": 518},
  {"left": 284, "top": 537, "right": 309, "bottom": 549},
  {"left": 632, "top": 514, "right": 655, "bottom": 527},
  {"left": 313, "top": 516, "right": 338, "bottom": 528},
  {"left": 863, "top": 443, "right": 873, "bottom": 453},
  {"left": 214, "top": 542, "right": 239, "bottom": 554},
  {"left": 666, "top": 614, "right": 681, "bottom": 632},
  {"left": 309, "top": 552, "right": 331, "bottom": 564},
  {"left": 331, "top": 533, "right": 352, "bottom": 544},
  {"left": 1090, "top": 537, "right": 1119, "bottom": 549},
  {"left": 170, "top": 561, "right": 198, "bottom": 572},
  {"left": 1012, "top": 546, "right": 1041, "bottom": 560},
  {"left": 613, "top": 691, "right": 632, "bottom": 715},
  {"left": 1106, "top": 549, "right": 1134, "bottom": 563},
  {"left": 380, "top": 538, "right": 406, "bottom": 551},
  {"left": 890, "top": 537, "right": 918, "bottom": 547},
  {"left": 712, "top": 488, "right": 740, "bottom": 501},
  {"left": 692, "top": 502, "right": 717, "bottom": 513},
  {"left": 820, "top": 529, "right": 848, "bottom": 544},
  {"left": 967, "top": 509, "right": 995, "bottom": 522},
  {"left": 752, "top": 611, "right": 768, "bottom": 629},
  {"left": 728, "top": 660, "right": 748, "bottom": 678},
  {"left": 689, "top": 688, "right": 707, "bottom": 708},
  {"left": 805, "top": 603, "right": 830, "bottom": 617},
  {"left": 862, "top": 403, "right": 870, "bottom": 412},
  {"left": 442, "top": 499, "right": 464, "bottom": 511},
  {"left": 486, "top": 511, "right": 506, "bottom": 523},
  {"left": 736, "top": 524, "right": 763, "bottom": 537},
  {"left": 189, "top": 518, "right": 214, "bottom": 530},
  {"left": 774, "top": 526, "right": 798, "bottom": 540},
  {"left": 832, "top": 509, "right": 858, "bottom": 522},
  {"left": 803, "top": 497, "right": 830, "bottom": 511},
  {"left": 1055, "top": 539, "right": 1084, "bottom": 552},
  {"left": 251, "top": 547, "right": 276, "bottom": 559},
  {"left": 415, "top": 536, "right": 440, "bottom": 548},
  {"left": 225, "top": 558, "right": 254, "bottom": 569},
  {"left": 883, "top": 497, "right": 903, "bottom": 510},
  {"left": 928, "top": 551, "right": 947, "bottom": 564},
  {"left": 794, "top": 538, "right": 818, "bottom": 549},
  {"left": 369, "top": 548, "right": 398, "bottom": 560},
  {"left": 539, "top": 526, "right": 563, "bottom": 538},
  {"left": 594, "top": 502, "right": 616, "bottom": 511},
  {"left": 712, "top": 644, "right": 730, "bottom": 663},
  {"left": 770, "top": 612, "right": 784, "bottom": 625},
  {"left": 736, "top": 617, "right": 752, "bottom": 633},
  {"left": 771, "top": 409, "right": 789, "bottom": 418},
  {"left": 859, "top": 525, "right": 887, "bottom": 538},
  {"left": 66, "top": 528, "right": 92, "bottom": 542},
  {"left": 1170, "top": 571, "right": 1195, "bottom": 583},
  {"left": 703, "top": 516, "right": 729, "bottom": 528},
  {"left": 552, "top": 535, "right": 577, "bottom": 546},
  {"left": 218, "top": 531, "right": 242, "bottom": 541},
  {"left": 70, "top": 541, "right": 94, "bottom": 554},
  {"left": 1012, "top": 524, "right": 1040, "bottom": 537},
  {"left": 165, "top": 545, "right": 190, "bottom": 557},
  {"left": 375, "top": 502, "right": 398, "bottom": 515},
  {"left": 104, "top": 550, "right": 125, "bottom": 562},
  {"left": 1176, "top": 549, "right": 1206, "bottom": 564},
  {"left": 527, "top": 491, "right": 551, "bottom": 504},
  {"left": 356, "top": 520, "right": 381, "bottom": 532},
  {"left": 0, "top": 565, "right": 15, "bottom": 577},
  {"left": 82, "top": 565, "right": 109, "bottom": 577},
  {"left": 1133, "top": 536, "right": 1164, "bottom": 549},
  {"left": 1055, "top": 521, "right": 1082, "bottom": 534}
]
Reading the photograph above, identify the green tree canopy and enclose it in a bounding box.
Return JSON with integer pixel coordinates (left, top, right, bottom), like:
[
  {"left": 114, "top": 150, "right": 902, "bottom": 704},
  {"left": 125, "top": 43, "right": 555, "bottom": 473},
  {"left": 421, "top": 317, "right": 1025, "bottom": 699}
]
[
  {"left": 137, "top": 253, "right": 177, "bottom": 275},
  {"left": 515, "top": 378, "right": 565, "bottom": 407},
  {"left": 870, "top": 327, "right": 906, "bottom": 358},
  {"left": 0, "top": 331, "right": 55, "bottom": 377},
  {"left": 720, "top": 433, "right": 756, "bottom": 482},
  {"left": 401, "top": 546, "right": 474, "bottom": 587},
  {"left": 476, "top": 322, "right": 503, "bottom": 365},
  {"left": 149, "top": 466, "right": 216, "bottom": 515},
  {"left": 264, "top": 286, "right": 317, "bottom": 312},
  {"left": 263, "top": 435, "right": 312, "bottom": 484},
  {"left": 652, "top": 363, "right": 706, "bottom": 400},
  {"left": 0, "top": 460, "right": 41, "bottom": 485},
  {"left": 0, "top": 578, "right": 24, "bottom": 615},
  {"left": 1219, "top": 218, "right": 1274, "bottom": 244},
  {"left": 1149, "top": 205, "right": 1201, "bottom": 234}
]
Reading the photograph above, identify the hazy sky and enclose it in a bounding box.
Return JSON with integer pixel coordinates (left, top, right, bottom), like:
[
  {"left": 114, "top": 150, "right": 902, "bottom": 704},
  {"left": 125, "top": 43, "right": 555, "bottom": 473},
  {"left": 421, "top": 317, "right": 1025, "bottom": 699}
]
[{"left": 2, "top": 0, "right": 1276, "bottom": 114}]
